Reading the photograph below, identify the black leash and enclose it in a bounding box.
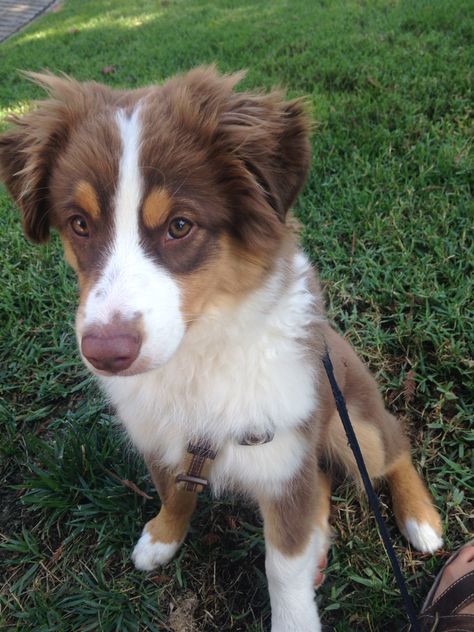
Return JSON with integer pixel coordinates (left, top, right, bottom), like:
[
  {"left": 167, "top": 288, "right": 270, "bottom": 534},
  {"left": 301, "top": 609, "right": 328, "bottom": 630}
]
[{"left": 322, "top": 349, "right": 421, "bottom": 632}]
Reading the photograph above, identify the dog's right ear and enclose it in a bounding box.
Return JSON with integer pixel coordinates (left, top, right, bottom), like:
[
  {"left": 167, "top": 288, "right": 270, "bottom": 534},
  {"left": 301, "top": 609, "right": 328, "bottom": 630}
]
[
  {"left": 0, "top": 93, "right": 67, "bottom": 242},
  {"left": 0, "top": 72, "right": 89, "bottom": 243},
  {"left": 0, "top": 127, "right": 52, "bottom": 243}
]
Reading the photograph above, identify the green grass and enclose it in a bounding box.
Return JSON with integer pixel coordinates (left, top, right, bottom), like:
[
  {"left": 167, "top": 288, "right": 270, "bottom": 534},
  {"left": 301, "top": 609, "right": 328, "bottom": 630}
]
[{"left": 0, "top": 1, "right": 472, "bottom": 630}]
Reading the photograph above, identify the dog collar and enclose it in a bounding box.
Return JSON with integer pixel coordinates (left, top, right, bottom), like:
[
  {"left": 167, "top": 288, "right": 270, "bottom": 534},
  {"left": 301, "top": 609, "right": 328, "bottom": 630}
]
[{"left": 175, "top": 430, "right": 274, "bottom": 493}]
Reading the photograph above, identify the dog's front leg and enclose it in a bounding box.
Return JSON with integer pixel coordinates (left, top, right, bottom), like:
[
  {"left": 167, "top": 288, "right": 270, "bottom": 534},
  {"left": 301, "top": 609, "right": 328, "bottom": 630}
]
[
  {"left": 259, "top": 470, "right": 331, "bottom": 632},
  {"left": 132, "top": 457, "right": 197, "bottom": 571}
]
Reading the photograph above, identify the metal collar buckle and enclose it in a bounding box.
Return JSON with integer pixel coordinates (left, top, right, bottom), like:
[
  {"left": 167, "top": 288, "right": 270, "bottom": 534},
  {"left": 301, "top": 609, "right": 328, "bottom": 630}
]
[
  {"left": 175, "top": 441, "right": 217, "bottom": 493},
  {"left": 238, "top": 430, "right": 274, "bottom": 446},
  {"left": 175, "top": 473, "right": 209, "bottom": 490}
]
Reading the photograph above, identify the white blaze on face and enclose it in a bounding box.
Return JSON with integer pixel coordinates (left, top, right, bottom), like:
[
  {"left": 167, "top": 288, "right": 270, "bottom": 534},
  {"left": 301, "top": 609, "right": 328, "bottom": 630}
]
[{"left": 78, "top": 105, "right": 185, "bottom": 372}]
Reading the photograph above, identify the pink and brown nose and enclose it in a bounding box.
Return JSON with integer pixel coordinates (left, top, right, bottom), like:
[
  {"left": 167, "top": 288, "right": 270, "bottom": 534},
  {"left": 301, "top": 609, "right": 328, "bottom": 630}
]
[{"left": 81, "top": 323, "right": 141, "bottom": 373}]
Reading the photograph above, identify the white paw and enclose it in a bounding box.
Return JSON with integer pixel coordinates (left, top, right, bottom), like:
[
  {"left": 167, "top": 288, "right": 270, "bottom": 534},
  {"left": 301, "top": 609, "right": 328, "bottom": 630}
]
[
  {"left": 131, "top": 530, "right": 180, "bottom": 571},
  {"left": 404, "top": 519, "right": 443, "bottom": 553},
  {"left": 271, "top": 607, "right": 322, "bottom": 632}
]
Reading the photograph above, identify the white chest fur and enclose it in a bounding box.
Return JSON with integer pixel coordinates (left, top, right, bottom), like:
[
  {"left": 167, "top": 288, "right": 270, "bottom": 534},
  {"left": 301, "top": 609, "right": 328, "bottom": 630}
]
[{"left": 100, "top": 252, "right": 322, "bottom": 498}]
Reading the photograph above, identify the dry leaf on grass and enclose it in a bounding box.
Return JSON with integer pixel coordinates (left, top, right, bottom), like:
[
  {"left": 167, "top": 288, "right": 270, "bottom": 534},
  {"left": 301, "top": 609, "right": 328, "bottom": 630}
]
[
  {"left": 50, "top": 543, "right": 64, "bottom": 563},
  {"left": 103, "top": 467, "right": 153, "bottom": 499},
  {"left": 403, "top": 369, "right": 416, "bottom": 404}
]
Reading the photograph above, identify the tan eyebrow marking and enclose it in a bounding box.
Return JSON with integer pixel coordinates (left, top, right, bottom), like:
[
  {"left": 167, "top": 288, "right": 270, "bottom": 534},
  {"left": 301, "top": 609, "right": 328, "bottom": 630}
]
[
  {"left": 142, "top": 187, "right": 172, "bottom": 230},
  {"left": 74, "top": 180, "right": 101, "bottom": 219}
]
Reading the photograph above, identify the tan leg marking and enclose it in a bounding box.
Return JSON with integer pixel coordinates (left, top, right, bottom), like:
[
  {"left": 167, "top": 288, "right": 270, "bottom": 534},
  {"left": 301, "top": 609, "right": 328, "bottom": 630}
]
[
  {"left": 144, "top": 459, "right": 197, "bottom": 544},
  {"left": 326, "top": 407, "right": 386, "bottom": 481},
  {"left": 320, "top": 326, "right": 442, "bottom": 552},
  {"left": 315, "top": 470, "right": 331, "bottom": 532},
  {"left": 260, "top": 466, "right": 330, "bottom": 557},
  {"left": 145, "top": 485, "right": 197, "bottom": 545},
  {"left": 386, "top": 451, "right": 442, "bottom": 534},
  {"left": 261, "top": 466, "right": 329, "bottom": 631},
  {"left": 132, "top": 460, "right": 199, "bottom": 570},
  {"left": 314, "top": 471, "right": 332, "bottom": 587}
]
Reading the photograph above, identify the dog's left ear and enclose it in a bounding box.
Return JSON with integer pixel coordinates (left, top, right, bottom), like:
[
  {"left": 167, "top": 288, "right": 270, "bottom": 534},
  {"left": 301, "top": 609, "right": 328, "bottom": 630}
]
[{"left": 219, "top": 88, "right": 312, "bottom": 221}]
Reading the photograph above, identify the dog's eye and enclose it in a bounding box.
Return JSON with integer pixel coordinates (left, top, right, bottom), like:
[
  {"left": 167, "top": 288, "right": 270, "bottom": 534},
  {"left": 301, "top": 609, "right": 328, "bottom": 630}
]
[
  {"left": 168, "top": 217, "right": 193, "bottom": 240},
  {"left": 70, "top": 215, "right": 90, "bottom": 237}
]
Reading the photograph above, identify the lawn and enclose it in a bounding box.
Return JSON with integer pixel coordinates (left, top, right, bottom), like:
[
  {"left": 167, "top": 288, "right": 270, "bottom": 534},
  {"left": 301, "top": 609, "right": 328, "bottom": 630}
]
[{"left": 0, "top": 0, "right": 472, "bottom": 630}]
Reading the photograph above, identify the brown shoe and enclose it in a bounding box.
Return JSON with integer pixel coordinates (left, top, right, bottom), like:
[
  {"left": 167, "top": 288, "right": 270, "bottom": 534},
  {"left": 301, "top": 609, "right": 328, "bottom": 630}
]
[{"left": 419, "top": 541, "right": 474, "bottom": 631}]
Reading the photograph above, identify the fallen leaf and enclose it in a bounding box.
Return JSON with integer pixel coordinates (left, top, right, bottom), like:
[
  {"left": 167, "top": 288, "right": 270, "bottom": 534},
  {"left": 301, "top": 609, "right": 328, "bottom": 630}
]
[
  {"left": 203, "top": 532, "right": 219, "bottom": 545},
  {"left": 34, "top": 418, "right": 53, "bottom": 435},
  {"left": 150, "top": 574, "right": 172, "bottom": 583},
  {"left": 120, "top": 478, "right": 153, "bottom": 499},
  {"left": 367, "top": 75, "right": 382, "bottom": 89},
  {"left": 226, "top": 514, "right": 238, "bottom": 530},
  {"left": 403, "top": 369, "right": 416, "bottom": 404},
  {"left": 351, "top": 230, "right": 356, "bottom": 256},
  {"left": 51, "top": 543, "right": 64, "bottom": 562},
  {"left": 103, "top": 467, "right": 153, "bottom": 499}
]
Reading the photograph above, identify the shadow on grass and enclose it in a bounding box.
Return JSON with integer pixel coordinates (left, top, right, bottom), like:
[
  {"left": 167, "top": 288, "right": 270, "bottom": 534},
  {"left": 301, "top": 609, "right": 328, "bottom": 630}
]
[{"left": 0, "top": 0, "right": 471, "bottom": 114}]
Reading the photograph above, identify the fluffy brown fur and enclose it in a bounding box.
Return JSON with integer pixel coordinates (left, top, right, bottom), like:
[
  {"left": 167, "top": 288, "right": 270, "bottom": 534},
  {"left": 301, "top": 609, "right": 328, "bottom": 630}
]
[{"left": 0, "top": 67, "right": 443, "bottom": 630}]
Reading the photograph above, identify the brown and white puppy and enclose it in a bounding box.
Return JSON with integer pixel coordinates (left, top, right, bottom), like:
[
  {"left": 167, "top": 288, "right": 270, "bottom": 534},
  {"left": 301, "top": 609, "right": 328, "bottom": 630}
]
[{"left": 0, "top": 67, "right": 443, "bottom": 632}]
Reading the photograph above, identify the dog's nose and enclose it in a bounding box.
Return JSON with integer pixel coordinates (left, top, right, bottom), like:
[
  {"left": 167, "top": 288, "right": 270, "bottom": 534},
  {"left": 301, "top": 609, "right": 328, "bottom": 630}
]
[{"left": 81, "top": 324, "right": 141, "bottom": 373}]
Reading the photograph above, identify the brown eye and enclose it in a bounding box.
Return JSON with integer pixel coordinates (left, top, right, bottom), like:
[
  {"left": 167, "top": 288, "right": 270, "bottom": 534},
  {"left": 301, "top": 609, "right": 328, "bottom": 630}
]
[
  {"left": 168, "top": 217, "right": 193, "bottom": 240},
  {"left": 70, "top": 215, "right": 89, "bottom": 237}
]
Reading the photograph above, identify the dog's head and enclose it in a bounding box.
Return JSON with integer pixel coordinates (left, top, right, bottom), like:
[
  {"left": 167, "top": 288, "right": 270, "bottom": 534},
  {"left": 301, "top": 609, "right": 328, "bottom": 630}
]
[{"left": 0, "top": 67, "right": 311, "bottom": 376}]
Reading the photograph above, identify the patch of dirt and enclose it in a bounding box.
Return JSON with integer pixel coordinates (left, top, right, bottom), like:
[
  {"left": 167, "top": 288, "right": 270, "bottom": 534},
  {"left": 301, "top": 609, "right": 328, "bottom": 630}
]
[{"left": 169, "top": 593, "right": 198, "bottom": 632}]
